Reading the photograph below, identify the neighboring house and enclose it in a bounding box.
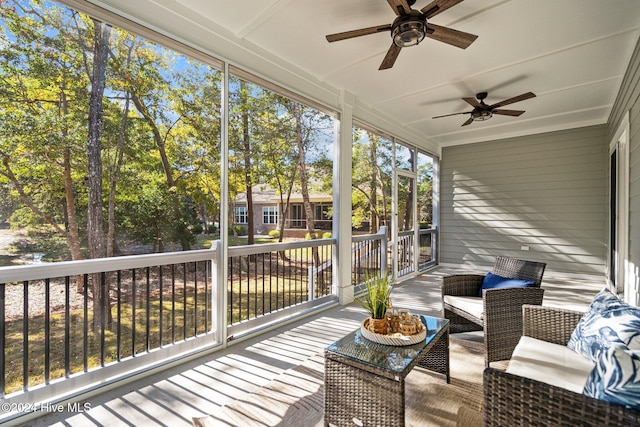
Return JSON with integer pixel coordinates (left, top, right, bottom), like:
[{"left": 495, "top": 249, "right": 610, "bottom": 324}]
[{"left": 232, "top": 184, "right": 332, "bottom": 238}]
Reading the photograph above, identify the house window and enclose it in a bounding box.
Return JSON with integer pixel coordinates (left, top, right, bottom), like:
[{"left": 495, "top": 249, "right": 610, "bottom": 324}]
[
  {"left": 263, "top": 206, "right": 278, "bottom": 224},
  {"left": 291, "top": 205, "right": 305, "bottom": 228},
  {"left": 235, "top": 207, "right": 248, "bottom": 224},
  {"left": 315, "top": 205, "right": 330, "bottom": 221}
]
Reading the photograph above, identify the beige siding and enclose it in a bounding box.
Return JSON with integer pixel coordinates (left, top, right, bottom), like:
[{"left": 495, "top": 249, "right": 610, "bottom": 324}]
[
  {"left": 440, "top": 126, "right": 607, "bottom": 276},
  {"left": 608, "top": 36, "right": 640, "bottom": 295}
]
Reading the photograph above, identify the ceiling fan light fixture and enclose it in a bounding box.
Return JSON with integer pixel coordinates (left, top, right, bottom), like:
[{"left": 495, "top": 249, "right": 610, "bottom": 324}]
[
  {"left": 392, "top": 15, "right": 426, "bottom": 47},
  {"left": 472, "top": 110, "right": 493, "bottom": 121}
]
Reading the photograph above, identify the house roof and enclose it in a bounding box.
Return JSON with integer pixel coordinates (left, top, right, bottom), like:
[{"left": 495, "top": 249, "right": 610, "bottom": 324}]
[
  {"left": 91, "top": 0, "right": 640, "bottom": 150},
  {"left": 234, "top": 185, "right": 332, "bottom": 205}
]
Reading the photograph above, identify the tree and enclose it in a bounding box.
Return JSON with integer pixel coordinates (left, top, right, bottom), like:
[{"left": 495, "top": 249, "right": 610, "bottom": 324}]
[
  {"left": 0, "top": 1, "right": 87, "bottom": 267},
  {"left": 351, "top": 129, "right": 393, "bottom": 233},
  {"left": 86, "top": 19, "right": 111, "bottom": 327}
]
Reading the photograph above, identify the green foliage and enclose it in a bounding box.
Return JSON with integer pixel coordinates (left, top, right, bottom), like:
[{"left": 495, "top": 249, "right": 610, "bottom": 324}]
[
  {"left": 0, "top": 0, "right": 340, "bottom": 259},
  {"left": 191, "top": 223, "right": 203, "bottom": 235},
  {"left": 268, "top": 229, "right": 280, "bottom": 239},
  {"left": 229, "top": 225, "right": 245, "bottom": 236},
  {"left": 354, "top": 273, "right": 393, "bottom": 319},
  {"left": 305, "top": 231, "right": 321, "bottom": 240},
  {"left": 208, "top": 224, "right": 217, "bottom": 233},
  {"left": 122, "top": 184, "right": 195, "bottom": 251},
  {"left": 322, "top": 232, "right": 332, "bottom": 238}
]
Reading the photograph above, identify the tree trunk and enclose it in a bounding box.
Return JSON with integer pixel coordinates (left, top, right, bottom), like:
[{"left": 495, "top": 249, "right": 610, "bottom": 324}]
[
  {"left": 87, "top": 20, "right": 112, "bottom": 329},
  {"left": 293, "top": 104, "right": 320, "bottom": 276},
  {"left": 130, "top": 92, "right": 174, "bottom": 188},
  {"left": 107, "top": 43, "right": 134, "bottom": 257},
  {"left": 294, "top": 104, "right": 315, "bottom": 238},
  {"left": 59, "top": 87, "right": 85, "bottom": 291},
  {"left": 107, "top": 93, "right": 129, "bottom": 257}
]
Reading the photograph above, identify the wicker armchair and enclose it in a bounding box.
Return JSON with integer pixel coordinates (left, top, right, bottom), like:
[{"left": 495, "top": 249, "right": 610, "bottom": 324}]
[
  {"left": 442, "top": 256, "right": 546, "bottom": 366},
  {"left": 484, "top": 305, "right": 640, "bottom": 426}
]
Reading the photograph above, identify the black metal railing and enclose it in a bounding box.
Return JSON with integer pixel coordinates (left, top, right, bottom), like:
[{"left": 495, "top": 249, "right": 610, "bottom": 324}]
[
  {"left": 0, "top": 232, "right": 397, "bottom": 422},
  {"left": 351, "top": 226, "right": 388, "bottom": 289},
  {"left": 226, "top": 238, "right": 336, "bottom": 336},
  {"left": 0, "top": 249, "right": 216, "bottom": 417}
]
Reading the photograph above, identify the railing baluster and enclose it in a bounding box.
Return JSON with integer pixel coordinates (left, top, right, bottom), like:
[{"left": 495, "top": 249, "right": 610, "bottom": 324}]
[
  {"left": 100, "top": 272, "right": 106, "bottom": 367},
  {"left": 159, "top": 265, "right": 163, "bottom": 347},
  {"left": 269, "top": 251, "right": 273, "bottom": 313},
  {"left": 275, "top": 251, "right": 278, "bottom": 310},
  {"left": 45, "top": 278, "right": 50, "bottom": 384},
  {"left": 171, "top": 264, "right": 176, "bottom": 344},
  {"left": 132, "top": 269, "right": 137, "bottom": 357},
  {"left": 204, "top": 260, "right": 209, "bottom": 332},
  {"left": 182, "top": 263, "right": 187, "bottom": 339},
  {"left": 253, "top": 257, "right": 257, "bottom": 318},
  {"left": 261, "top": 252, "right": 265, "bottom": 316},
  {"left": 23, "top": 280, "right": 28, "bottom": 391},
  {"left": 83, "top": 274, "right": 88, "bottom": 372},
  {"left": 245, "top": 256, "right": 249, "bottom": 322},
  {"left": 194, "top": 262, "right": 198, "bottom": 337},
  {"left": 228, "top": 258, "right": 233, "bottom": 325},
  {"left": 117, "top": 270, "right": 121, "bottom": 361},
  {"left": 0, "top": 282, "right": 4, "bottom": 398},
  {"left": 145, "top": 267, "right": 150, "bottom": 352}
]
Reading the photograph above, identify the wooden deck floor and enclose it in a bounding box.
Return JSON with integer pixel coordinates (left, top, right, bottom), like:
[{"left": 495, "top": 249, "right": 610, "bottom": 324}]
[{"left": 28, "top": 267, "right": 603, "bottom": 427}]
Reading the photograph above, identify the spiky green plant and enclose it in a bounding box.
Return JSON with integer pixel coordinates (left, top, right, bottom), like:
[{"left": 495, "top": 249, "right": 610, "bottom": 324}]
[{"left": 355, "top": 273, "right": 393, "bottom": 319}]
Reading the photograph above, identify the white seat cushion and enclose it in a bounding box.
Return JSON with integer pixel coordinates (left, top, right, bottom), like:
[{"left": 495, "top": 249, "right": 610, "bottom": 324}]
[
  {"left": 507, "top": 336, "right": 595, "bottom": 394},
  {"left": 443, "top": 295, "right": 484, "bottom": 320}
]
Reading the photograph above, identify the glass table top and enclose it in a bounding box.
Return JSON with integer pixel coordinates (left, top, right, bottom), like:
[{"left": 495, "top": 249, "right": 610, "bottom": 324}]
[{"left": 326, "top": 314, "right": 449, "bottom": 376}]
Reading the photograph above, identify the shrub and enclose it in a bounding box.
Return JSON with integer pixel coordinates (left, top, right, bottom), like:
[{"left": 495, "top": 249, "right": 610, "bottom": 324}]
[
  {"left": 268, "top": 230, "right": 280, "bottom": 239},
  {"left": 191, "top": 224, "right": 203, "bottom": 235},
  {"left": 208, "top": 224, "right": 217, "bottom": 233}
]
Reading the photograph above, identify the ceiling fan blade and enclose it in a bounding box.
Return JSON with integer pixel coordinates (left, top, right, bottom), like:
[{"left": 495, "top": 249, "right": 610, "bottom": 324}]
[
  {"left": 379, "top": 43, "right": 402, "bottom": 70},
  {"left": 426, "top": 24, "right": 478, "bottom": 49},
  {"left": 432, "top": 111, "right": 471, "bottom": 119},
  {"left": 462, "top": 97, "right": 482, "bottom": 108},
  {"left": 422, "top": 0, "right": 465, "bottom": 19},
  {"left": 461, "top": 116, "right": 474, "bottom": 126},
  {"left": 387, "top": 0, "right": 412, "bottom": 15},
  {"left": 489, "top": 91, "right": 536, "bottom": 108},
  {"left": 326, "top": 24, "right": 392, "bottom": 42},
  {"left": 493, "top": 109, "right": 525, "bottom": 117}
]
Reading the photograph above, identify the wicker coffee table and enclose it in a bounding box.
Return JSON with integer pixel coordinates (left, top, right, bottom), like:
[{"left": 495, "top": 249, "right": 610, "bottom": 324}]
[{"left": 324, "top": 314, "right": 449, "bottom": 427}]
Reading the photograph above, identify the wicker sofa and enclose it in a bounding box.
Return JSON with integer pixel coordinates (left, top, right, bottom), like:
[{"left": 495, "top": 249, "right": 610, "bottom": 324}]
[
  {"left": 442, "top": 256, "right": 546, "bottom": 367},
  {"left": 484, "top": 305, "right": 640, "bottom": 426}
]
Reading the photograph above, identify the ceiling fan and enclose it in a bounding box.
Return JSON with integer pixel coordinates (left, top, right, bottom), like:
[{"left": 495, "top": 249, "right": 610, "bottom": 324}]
[
  {"left": 432, "top": 91, "right": 537, "bottom": 126},
  {"left": 325, "top": 0, "right": 478, "bottom": 70}
]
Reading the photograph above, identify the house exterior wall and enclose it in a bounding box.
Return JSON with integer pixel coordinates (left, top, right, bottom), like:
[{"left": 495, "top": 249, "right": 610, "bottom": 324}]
[
  {"left": 608, "top": 35, "right": 640, "bottom": 301},
  {"left": 440, "top": 125, "right": 608, "bottom": 277}
]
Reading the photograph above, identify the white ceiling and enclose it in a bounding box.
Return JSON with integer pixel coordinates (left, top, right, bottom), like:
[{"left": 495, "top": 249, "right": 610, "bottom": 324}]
[{"left": 91, "top": 0, "right": 640, "bottom": 148}]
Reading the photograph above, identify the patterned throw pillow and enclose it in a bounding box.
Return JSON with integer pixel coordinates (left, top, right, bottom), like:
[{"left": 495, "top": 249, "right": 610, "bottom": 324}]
[
  {"left": 567, "top": 288, "right": 640, "bottom": 362},
  {"left": 583, "top": 346, "right": 640, "bottom": 409}
]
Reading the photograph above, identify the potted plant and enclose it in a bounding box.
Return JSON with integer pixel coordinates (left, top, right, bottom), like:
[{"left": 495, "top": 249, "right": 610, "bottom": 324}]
[{"left": 355, "top": 272, "right": 393, "bottom": 334}]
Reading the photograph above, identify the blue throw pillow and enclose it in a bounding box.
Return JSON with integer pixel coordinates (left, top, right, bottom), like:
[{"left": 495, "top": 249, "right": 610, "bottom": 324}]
[
  {"left": 567, "top": 288, "right": 640, "bottom": 362},
  {"left": 478, "top": 272, "right": 536, "bottom": 297},
  {"left": 583, "top": 346, "right": 640, "bottom": 409}
]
